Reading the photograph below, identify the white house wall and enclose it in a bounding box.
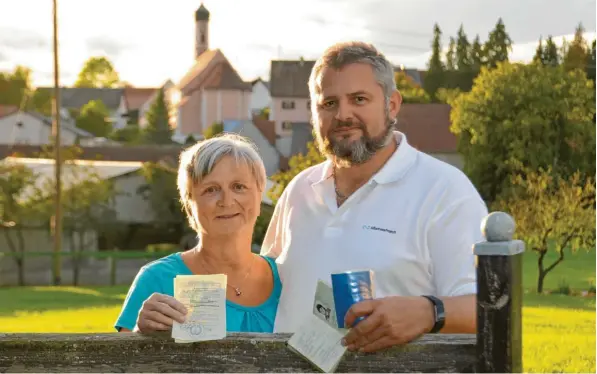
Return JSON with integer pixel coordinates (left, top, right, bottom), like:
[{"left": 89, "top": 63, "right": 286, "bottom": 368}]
[{"left": 0, "top": 112, "right": 77, "bottom": 145}]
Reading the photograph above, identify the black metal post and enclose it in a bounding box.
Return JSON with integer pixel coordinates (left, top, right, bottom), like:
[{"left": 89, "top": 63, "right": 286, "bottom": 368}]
[{"left": 474, "top": 212, "right": 524, "bottom": 373}]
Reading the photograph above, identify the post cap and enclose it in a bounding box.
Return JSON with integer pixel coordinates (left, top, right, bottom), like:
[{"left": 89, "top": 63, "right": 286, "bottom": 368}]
[{"left": 481, "top": 212, "right": 516, "bottom": 242}]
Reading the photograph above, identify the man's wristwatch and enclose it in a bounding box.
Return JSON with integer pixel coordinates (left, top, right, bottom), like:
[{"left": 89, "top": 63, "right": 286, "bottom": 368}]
[{"left": 422, "top": 295, "right": 445, "bottom": 333}]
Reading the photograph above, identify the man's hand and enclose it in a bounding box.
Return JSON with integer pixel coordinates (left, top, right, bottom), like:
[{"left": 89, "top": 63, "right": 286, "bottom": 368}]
[{"left": 342, "top": 296, "right": 435, "bottom": 353}]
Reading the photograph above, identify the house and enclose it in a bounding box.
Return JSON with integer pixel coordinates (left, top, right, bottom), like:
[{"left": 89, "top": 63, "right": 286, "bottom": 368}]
[
  {"left": 221, "top": 115, "right": 282, "bottom": 177},
  {"left": 282, "top": 103, "right": 462, "bottom": 170},
  {"left": 173, "top": 4, "right": 252, "bottom": 140},
  {"left": 0, "top": 109, "right": 94, "bottom": 146},
  {"left": 120, "top": 80, "right": 176, "bottom": 129},
  {"left": 249, "top": 78, "right": 271, "bottom": 116},
  {"left": 268, "top": 59, "right": 316, "bottom": 147},
  {"left": 36, "top": 86, "right": 125, "bottom": 129},
  {"left": 394, "top": 66, "right": 426, "bottom": 86},
  {"left": 395, "top": 103, "right": 462, "bottom": 169}
]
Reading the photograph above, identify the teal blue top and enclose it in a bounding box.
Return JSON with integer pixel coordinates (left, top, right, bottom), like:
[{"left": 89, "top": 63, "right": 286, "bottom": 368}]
[{"left": 114, "top": 253, "right": 281, "bottom": 333}]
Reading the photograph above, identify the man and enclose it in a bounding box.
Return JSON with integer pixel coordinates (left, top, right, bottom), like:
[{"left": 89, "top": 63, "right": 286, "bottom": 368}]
[{"left": 261, "top": 41, "right": 487, "bottom": 353}]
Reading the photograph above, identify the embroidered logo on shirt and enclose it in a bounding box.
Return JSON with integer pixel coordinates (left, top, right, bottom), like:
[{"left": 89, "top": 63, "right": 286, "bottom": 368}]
[{"left": 362, "top": 225, "right": 396, "bottom": 234}]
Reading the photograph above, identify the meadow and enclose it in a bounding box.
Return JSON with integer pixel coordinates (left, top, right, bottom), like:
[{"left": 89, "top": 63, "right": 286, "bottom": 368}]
[{"left": 1, "top": 250, "right": 595, "bottom": 373}]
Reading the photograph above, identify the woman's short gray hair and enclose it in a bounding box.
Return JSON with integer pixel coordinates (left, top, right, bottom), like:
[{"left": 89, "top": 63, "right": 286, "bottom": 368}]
[
  {"left": 177, "top": 133, "right": 267, "bottom": 231},
  {"left": 308, "top": 41, "right": 396, "bottom": 108}
]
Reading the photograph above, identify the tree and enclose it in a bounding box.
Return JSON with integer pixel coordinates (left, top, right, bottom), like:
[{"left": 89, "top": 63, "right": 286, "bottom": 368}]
[
  {"left": 532, "top": 37, "right": 544, "bottom": 64},
  {"left": 483, "top": 18, "right": 512, "bottom": 68},
  {"left": 444, "top": 37, "right": 457, "bottom": 89},
  {"left": 423, "top": 24, "right": 445, "bottom": 100},
  {"left": 33, "top": 146, "right": 117, "bottom": 285},
  {"left": 203, "top": 122, "right": 224, "bottom": 139},
  {"left": 108, "top": 124, "right": 142, "bottom": 145},
  {"left": 28, "top": 88, "right": 53, "bottom": 116},
  {"left": 74, "top": 56, "right": 120, "bottom": 88},
  {"left": 0, "top": 66, "right": 32, "bottom": 108},
  {"left": 259, "top": 107, "right": 270, "bottom": 120},
  {"left": 138, "top": 162, "right": 189, "bottom": 246},
  {"left": 445, "top": 37, "right": 456, "bottom": 71},
  {"left": 587, "top": 39, "right": 596, "bottom": 82},
  {"left": 76, "top": 100, "right": 111, "bottom": 137},
  {"left": 543, "top": 36, "right": 560, "bottom": 67},
  {"left": 394, "top": 71, "right": 431, "bottom": 103},
  {"left": 142, "top": 88, "right": 172, "bottom": 144},
  {"left": 450, "top": 62, "right": 595, "bottom": 204},
  {"left": 0, "top": 161, "right": 44, "bottom": 286},
  {"left": 455, "top": 25, "right": 476, "bottom": 91},
  {"left": 436, "top": 87, "right": 462, "bottom": 105},
  {"left": 470, "top": 35, "right": 485, "bottom": 71},
  {"left": 455, "top": 25, "right": 472, "bottom": 70},
  {"left": 59, "top": 167, "right": 116, "bottom": 285},
  {"left": 494, "top": 166, "right": 595, "bottom": 293},
  {"left": 563, "top": 23, "right": 589, "bottom": 72},
  {"left": 533, "top": 36, "right": 560, "bottom": 67},
  {"left": 268, "top": 141, "right": 325, "bottom": 205}
]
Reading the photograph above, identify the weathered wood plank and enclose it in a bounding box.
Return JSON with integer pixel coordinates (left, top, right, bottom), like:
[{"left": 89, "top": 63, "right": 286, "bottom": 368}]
[{"left": 0, "top": 333, "right": 476, "bottom": 373}]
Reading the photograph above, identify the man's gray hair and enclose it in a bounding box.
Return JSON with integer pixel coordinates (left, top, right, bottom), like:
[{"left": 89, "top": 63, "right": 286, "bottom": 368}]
[
  {"left": 177, "top": 133, "right": 267, "bottom": 231},
  {"left": 308, "top": 41, "right": 396, "bottom": 108}
]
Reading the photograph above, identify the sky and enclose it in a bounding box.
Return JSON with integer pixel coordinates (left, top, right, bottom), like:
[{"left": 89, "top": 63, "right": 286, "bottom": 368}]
[{"left": 0, "top": 0, "right": 595, "bottom": 88}]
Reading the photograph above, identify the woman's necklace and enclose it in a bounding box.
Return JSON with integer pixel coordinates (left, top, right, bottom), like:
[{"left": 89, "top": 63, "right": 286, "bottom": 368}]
[{"left": 195, "top": 253, "right": 256, "bottom": 297}]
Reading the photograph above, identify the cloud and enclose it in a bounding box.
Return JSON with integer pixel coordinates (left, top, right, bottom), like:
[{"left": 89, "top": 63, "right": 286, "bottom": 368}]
[
  {"left": 0, "top": 27, "right": 49, "bottom": 51},
  {"left": 0, "top": 50, "right": 8, "bottom": 63},
  {"left": 86, "top": 36, "right": 131, "bottom": 58}
]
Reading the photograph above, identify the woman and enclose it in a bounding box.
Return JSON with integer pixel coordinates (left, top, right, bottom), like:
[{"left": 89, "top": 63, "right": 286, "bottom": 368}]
[{"left": 114, "top": 133, "right": 281, "bottom": 333}]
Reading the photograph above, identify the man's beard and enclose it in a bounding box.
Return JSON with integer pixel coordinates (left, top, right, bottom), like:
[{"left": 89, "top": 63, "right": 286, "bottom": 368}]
[{"left": 313, "top": 114, "right": 395, "bottom": 166}]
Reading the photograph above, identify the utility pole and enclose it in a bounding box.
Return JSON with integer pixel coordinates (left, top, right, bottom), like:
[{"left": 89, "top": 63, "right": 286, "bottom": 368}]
[{"left": 51, "top": 0, "right": 62, "bottom": 285}]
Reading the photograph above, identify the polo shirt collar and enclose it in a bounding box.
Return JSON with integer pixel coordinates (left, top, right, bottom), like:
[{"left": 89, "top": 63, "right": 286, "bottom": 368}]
[{"left": 309, "top": 131, "right": 417, "bottom": 187}]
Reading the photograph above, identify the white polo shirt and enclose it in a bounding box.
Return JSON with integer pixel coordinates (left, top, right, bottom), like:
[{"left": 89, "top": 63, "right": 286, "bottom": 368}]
[{"left": 261, "top": 131, "right": 488, "bottom": 333}]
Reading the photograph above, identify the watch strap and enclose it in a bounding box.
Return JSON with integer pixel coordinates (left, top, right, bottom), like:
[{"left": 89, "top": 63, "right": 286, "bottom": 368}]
[{"left": 422, "top": 295, "right": 445, "bottom": 333}]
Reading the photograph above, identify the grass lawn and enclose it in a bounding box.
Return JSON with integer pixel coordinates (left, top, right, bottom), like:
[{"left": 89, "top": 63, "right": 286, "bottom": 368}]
[{"left": 1, "top": 250, "right": 595, "bottom": 372}]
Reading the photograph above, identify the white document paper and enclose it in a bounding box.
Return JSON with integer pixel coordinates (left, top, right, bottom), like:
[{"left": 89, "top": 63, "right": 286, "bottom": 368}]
[
  {"left": 288, "top": 313, "right": 348, "bottom": 373},
  {"left": 171, "top": 274, "right": 227, "bottom": 343},
  {"left": 312, "top": 280, "right": 339, "bottom": 329}
]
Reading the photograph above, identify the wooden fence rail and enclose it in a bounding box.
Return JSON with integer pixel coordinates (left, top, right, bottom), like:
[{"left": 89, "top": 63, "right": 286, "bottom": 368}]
[{"left": 0, "top": 212, "right": 524, "bottom": 373}]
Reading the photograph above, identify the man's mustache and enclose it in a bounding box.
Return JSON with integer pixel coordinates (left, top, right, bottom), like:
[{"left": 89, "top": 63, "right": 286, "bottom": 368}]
[{"left": 331, "top": 120, "right": 366, "bottom": 130}]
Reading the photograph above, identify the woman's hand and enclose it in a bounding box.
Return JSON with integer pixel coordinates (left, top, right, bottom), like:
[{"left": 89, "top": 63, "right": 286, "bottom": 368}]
[{"left": 135, "top": 293, "right": 188, "bottom": 333}]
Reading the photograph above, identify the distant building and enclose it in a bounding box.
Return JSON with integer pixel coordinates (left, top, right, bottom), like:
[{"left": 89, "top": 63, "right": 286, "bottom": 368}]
[
  {"left": 0, "top": 107, "right": 93, "bottom": 146},
  {"left": 172, "top": 4, "right": 252, "bottom": 140}
]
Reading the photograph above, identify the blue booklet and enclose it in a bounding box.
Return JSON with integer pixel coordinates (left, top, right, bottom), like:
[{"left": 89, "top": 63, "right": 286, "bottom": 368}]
[{"left": 331, "top": 270, "right": 375, "bottom": 328}]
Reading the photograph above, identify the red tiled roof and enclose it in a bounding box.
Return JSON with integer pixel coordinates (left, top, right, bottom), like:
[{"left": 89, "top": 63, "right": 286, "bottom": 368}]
[
  {"left": 0, "top": 105, "right": 19, "bottom": 118},
  {"left": 124, "top": 87, "right": 157, "bottom": 111},
  {"left": 204, "top": 62, "right": 251, "bottom": 91},
  {"left": 395, "top": 103, "right": 457, "bottom": 153},
  {"left": 177, "top": 49, "right": 223, "bottom": 90},
  {"left": 251, "top": 115, "right": 276, "bottom": 146}
]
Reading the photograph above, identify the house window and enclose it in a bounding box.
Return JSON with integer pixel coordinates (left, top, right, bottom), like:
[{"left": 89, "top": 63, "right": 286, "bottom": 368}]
[
  {"left": 282, "top": 101, "right": 295, "bottom": 110},
  {"left": 307, "top": 100, "right": 311, "bottom": 109},
  {"left": 16, "top": 122, "right": 23, "bottom": 128},
  {"left": 282, "top": 121, "right": 292, "bottom": 131}
]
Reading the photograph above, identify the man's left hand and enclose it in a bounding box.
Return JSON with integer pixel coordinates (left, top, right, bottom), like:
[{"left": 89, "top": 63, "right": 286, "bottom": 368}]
[{"left": 342, "top": 296, "right": 435, "bottom": 353}]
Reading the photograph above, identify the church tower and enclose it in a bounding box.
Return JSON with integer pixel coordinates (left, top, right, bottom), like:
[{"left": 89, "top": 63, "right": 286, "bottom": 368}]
[{"left": 195, "top": 4, "right": 210, "bottom": 58}]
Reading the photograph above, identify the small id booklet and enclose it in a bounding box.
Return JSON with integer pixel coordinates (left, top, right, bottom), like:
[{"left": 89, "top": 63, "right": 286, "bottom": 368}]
[
  {"left": 287, "top": 280, "right": 349, "bottom": 373},
  {"left": 171, "top": 274, "right": 227, "bottom": 343}
]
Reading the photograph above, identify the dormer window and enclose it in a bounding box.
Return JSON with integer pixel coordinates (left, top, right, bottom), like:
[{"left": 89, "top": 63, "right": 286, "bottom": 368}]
[{"left": 16, "top": 122, "right": 23, "bottom": 128}]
